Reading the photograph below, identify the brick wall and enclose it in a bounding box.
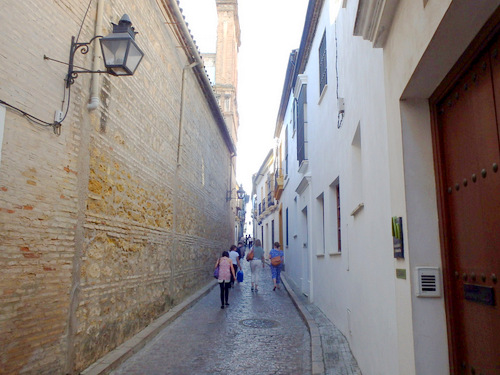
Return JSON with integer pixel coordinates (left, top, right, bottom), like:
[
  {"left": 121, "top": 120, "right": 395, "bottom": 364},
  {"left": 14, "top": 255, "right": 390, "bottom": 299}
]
[{"left": 0, "top": 1, "right": 234, "bottom": 373}]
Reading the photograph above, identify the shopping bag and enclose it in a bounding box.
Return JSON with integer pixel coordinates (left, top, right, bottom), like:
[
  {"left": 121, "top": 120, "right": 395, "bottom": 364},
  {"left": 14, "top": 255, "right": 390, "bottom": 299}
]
[
  {"left": 246, "top": 249, "right": 254, "bottom": 261},
  {"left": 237, "top": 270, "right": 244, "bottom": 282}
]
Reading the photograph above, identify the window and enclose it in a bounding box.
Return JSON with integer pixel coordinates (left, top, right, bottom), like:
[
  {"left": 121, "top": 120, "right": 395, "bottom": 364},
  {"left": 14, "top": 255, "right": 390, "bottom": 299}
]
[
  {"left": 336, "top": 184, "right": 341, "bottom": 252},
  {"left": 351, "top": 122, "right": 363, "bottom": 213},
  {"left": 272, "top": 219, "right": 275, "bottom": 245},
  {"left": 316, "top": 193, "right": 325, "bottom": 255},
  {"left": 328, "top": 179, "right": 342, "bottom": 254},
  {"left": 296, "top": 84, "right": 307, "bottom": 165},
  {"left": 286, "top": 207, "right": 289, "bottom": 246},
  {"left": 292, "top": 99, "right": 297, "bottom": 136},
  {"left": 319, "top": 31, "right": 327, "bottom": 95},
  {"left": 285, "top": 125, "right": 289, "bottom": 176}
]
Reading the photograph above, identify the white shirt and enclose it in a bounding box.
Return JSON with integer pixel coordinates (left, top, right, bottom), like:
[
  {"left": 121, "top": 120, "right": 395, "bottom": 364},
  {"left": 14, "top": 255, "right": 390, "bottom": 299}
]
[{"left": 229, "top": 250, "right": 239, "bottom": 265}]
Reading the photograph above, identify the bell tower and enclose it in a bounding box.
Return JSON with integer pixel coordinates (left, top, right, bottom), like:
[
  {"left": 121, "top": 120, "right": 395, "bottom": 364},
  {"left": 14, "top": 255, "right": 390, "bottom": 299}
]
[{"left": 214, "top": 0, "right": 241, "bottom": 146}]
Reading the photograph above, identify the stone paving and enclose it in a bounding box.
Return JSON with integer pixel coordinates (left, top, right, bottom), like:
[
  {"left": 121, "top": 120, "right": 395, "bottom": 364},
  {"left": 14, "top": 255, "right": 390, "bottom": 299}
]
[
  {"left": 109, "top": 260, "right": 311, "bottom": 375},
  {"left": 283, "top": 278, "right": 362, "bottom": 375},
  {"left": 82, "top": 254, "right": 362, "bottom": 375}
]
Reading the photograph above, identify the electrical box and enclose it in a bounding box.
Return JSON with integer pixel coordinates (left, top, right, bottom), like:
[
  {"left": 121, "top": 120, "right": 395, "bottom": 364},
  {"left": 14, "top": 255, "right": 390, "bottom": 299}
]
[
  {"left": 54, "top": 110, "right": 64, "bottom": 123},
  {"left": 416, "top": 267, "right": 441, "bottom": 297},
  {"left": 337, "top": 98, "right": 345, "bottom": 113}
]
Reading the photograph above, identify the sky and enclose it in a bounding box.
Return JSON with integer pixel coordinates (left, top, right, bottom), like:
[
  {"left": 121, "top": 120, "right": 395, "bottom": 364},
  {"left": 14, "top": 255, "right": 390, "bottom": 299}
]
[{"left": 179, "top": 0, "right": 309, "bottom": 200}]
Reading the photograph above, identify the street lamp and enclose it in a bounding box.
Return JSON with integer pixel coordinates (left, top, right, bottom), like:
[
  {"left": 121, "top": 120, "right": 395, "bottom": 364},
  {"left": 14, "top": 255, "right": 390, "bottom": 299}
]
[
  {"left": 66, "top": 14, "right": 144, "bottom": 87},
  {"left": 226, "top": 187, "right": 246, "bottom": 201},
  {"left": 237, "top": 187, "right": 246, "bottom": 200},
  {"left": 99, "top": 14, "right": 144, "bottom": 76}
]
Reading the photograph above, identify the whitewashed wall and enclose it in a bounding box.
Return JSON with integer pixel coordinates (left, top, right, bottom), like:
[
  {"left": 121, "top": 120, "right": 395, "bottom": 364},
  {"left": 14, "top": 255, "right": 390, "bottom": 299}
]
[
  {"left": 383, "top": 1, "right": 499, "bottom": 374},
  {"left": 275, "top": 0, "right": 499, "bottom": 372}
]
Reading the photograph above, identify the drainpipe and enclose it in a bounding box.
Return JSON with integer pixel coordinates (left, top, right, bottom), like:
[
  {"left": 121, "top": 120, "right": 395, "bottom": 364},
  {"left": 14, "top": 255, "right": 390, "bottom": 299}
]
[
  {"left": 177, "top": 61, "right": 200, "bottom": 166},
  {"left": 87, "top": 0, "right": 104, "bottom": 110},
  {"left": 165, "top": 0, "right": 236, "bottom": 155}
]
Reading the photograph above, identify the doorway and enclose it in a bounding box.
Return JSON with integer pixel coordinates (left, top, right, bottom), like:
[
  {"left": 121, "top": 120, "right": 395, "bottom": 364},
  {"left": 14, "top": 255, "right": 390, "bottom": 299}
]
[
  {"left": 431, "top": 28, "right": 500, "bottom": 374},
  {"left": 301, "top": 206, "right": 310, "bottom": 297}
]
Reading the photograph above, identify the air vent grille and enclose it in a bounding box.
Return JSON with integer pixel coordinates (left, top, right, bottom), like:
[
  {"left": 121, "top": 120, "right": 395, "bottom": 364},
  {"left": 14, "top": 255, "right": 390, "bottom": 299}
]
[{"left": 416, "top": 267, "right": 441, "bottom": 297}]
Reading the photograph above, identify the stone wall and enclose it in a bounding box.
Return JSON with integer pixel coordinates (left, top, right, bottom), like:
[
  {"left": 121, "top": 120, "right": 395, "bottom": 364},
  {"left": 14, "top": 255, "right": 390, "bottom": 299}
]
[{"left": 0, "top": 1, "right": 234, "bottom": 373}]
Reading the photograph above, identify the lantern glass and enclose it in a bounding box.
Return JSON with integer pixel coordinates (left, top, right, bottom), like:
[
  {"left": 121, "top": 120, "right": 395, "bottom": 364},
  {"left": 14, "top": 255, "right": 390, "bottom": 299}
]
[
  {"left": 237, "top": 189, "right": 245, "bottom": 199},
  {"left": 124, "top": 40, "right": 144, "bottom": 74},
  {"left": 100, "top": 33, "right": 144, "bottom": 76}
]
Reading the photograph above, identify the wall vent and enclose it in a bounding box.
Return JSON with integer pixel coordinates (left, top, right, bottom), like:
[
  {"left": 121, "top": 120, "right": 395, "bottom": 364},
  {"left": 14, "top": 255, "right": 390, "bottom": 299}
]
[{"left": 416, "top": 267, "right": 441, "bottom": 297}]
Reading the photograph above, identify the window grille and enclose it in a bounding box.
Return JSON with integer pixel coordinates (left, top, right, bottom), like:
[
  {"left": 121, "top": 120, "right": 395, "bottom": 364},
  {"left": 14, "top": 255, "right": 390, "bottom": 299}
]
[
  {"left": 286, "top": 208, "right": 289, "bottom": 246},
  {"left": 297, "top": 85, "right": 307, "bottom": 165},
  {"left": 319, "top": 31, "right": 327, "bottom": 95}
]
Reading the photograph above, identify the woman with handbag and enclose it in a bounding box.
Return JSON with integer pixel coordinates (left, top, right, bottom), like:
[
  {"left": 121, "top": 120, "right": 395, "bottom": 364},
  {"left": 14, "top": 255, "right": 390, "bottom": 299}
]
[
  {"left": 248, "top": 239, "right": 265, "bottom": 292},
  {"left": 269, "top": 242, "right": 284, "bottom": 291},
  {"left": 215, "top": 251, "right": 236, "bottom": 309}
]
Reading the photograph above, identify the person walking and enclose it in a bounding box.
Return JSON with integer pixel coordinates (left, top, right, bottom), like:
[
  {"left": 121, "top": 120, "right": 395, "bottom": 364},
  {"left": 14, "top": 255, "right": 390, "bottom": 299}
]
[
  {"left": 248, "top": 239, "right": 265, "bottom": 292},
  {"left": 229, "top": 245, "right": 241, "bottom": 287},
  {"left": 215, "top": 251, "right": 236, "bottom": 309},
  {"left": 269, "top": 242, "right": 284, "bottom": 291},
  {"left": 237, "top": 241, "right": 245, "bottom": 260}
]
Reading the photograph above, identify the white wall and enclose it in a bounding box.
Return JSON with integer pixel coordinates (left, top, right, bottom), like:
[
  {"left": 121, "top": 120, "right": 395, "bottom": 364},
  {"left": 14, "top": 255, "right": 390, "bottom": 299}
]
[
  {"left": 310, "top": 1, "right": 399, "bottom": 373},
  {"left": 253, "top": 161, "right": 280, "bottom": 257},
  {"left": 383, "top": 1, "right": 499, "bottom": 374},
  {"left": 280, "top": 93, "right": 304, "bottom": 289},
  {"left": 278, "top": 0, "right": 499, "bottom": 374},
  {"left": 280, "top": 1, "right": 401, "bottom": 373}
]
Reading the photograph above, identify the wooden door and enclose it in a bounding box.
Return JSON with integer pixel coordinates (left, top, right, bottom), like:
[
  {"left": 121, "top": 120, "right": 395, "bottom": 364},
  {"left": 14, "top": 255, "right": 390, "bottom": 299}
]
[{"left": 433, "top": 32, "right": 500, "bottom": 374}]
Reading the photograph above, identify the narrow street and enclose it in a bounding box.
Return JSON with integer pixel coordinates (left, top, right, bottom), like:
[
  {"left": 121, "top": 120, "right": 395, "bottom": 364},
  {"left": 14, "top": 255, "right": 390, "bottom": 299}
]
[
  {"left": 80, "top": 252, "right": 361, "bottom": 375},
  {"left": 108, "top": 258, "right": 310, "bottom": 375}
]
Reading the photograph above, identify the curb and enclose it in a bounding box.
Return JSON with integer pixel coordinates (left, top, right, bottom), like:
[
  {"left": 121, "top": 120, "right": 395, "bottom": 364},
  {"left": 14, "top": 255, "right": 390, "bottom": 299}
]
[
  {"left": 81, "top": 281, "right": 218, "bottom": 375},
  {"left": 281, "top": 276, "right": 325, "bottom": 375}
]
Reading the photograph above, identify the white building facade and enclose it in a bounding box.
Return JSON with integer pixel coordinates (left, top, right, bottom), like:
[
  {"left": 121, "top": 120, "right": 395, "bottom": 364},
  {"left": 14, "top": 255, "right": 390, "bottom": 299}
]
[
  {"left": 251, "top": 150, "right": 282, "bottom": 255},
  {"left": 270, "top": 0, "right": 500, "bottom": 374}
]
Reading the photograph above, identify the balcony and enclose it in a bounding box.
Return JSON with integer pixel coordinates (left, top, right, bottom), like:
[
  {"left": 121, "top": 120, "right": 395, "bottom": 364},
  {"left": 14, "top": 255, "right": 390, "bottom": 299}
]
[
  {"left": 274, "top": 169, "right": 284, "bottom": 200},
  {"left": 267, "top": 192, "right": 274, "bottom": 208}
]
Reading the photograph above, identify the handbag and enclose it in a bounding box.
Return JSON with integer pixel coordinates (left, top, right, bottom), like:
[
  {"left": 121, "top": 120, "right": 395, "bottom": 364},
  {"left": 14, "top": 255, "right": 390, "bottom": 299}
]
[
  {"left": 246, "top": 249, "right": 254, "bottom": 261},
  {"left": 237, "top": 270, "right": 244, "bottom": 282},
  {"left": 213, "top": 259, "right": 220, "bottom": 279},
  {"left": 271, "top": 256, "right": 282, "bottom": 266}
]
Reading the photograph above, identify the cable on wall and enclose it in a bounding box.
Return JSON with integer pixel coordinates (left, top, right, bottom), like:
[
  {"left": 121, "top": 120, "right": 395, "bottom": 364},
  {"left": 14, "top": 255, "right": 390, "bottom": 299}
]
[{"left": 0, "top": 0, "right": 94, "bottom": 136}]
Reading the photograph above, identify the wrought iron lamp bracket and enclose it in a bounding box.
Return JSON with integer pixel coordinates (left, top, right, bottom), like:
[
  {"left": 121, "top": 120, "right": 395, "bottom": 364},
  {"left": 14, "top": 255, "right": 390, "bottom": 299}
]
[{"left": 66, "top": 35, "right": 105, "bottom": 87}]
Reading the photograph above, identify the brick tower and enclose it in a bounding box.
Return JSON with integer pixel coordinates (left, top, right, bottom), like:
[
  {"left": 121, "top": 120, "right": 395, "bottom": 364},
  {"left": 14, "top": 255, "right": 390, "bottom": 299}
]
[{"left": 214, "top": 0, "right": 241, "bottom": 146}]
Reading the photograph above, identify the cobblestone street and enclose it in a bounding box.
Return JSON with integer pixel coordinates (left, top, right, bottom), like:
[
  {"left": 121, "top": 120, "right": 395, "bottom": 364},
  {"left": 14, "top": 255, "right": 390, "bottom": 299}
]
[{"left": 110, "top": 259, "right": 311, "bottom": 375}]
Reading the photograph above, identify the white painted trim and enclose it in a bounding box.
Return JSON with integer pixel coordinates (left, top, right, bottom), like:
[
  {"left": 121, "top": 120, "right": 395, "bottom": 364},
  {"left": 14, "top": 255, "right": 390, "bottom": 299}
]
[
  {"left": 350, "top": 202, "right": 364, "bottom": 216},
  {"left": 318, "top": 84, "right": 328, "bottom": 105},
  {"left": 294, "top": 74, "right": 308, "bottom": 98},
  {"left": 295, "top": 175, "right": 311, "bottom": 195}
]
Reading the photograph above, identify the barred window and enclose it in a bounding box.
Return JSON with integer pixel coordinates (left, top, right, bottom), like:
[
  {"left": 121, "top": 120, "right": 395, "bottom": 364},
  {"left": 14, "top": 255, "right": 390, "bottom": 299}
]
[
  {"left": 296, "top": 85, "right": 307, "bottom": 165},
  {"left": 319, "top": 31, "right": 327, "bottom": 95}
]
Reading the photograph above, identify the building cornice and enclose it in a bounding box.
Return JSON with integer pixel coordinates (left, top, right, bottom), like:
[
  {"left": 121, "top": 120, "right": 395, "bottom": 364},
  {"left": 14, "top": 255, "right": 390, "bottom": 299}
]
[
  {"left": 293, "top": 0, "right": 325, "bottom": 87},
  {"left": 353, "top": 0, "right": 400, "bottom": 48},
  {"left": 275, "top": 50, "right": 298, "bottom": 138}
]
